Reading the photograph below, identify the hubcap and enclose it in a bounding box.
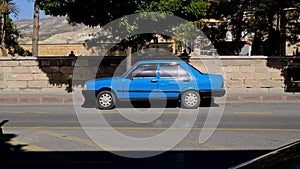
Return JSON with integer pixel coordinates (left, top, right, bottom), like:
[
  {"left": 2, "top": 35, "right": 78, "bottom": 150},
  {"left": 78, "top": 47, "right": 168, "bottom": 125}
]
[
  {"left": 184, "top": 93, "right": 198, "bottom": 106},
  {"left": 99, "top": 93, "right": 112, "bottom": 107}
]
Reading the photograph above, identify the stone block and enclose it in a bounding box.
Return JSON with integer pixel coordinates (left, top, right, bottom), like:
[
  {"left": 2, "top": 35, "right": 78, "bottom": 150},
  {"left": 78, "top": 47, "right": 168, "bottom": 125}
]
[
  {"left": 251, "top": 59, "right": 267, "bottom": 65},
  {"left": 0, "top": 73, "right": 3, "bottom": 81},
  {"left": 244, "top": 73, "right": 257, "bottom": 80},
  {"left": 225, "top": 80, "right": 244, "bottom": 88},
  {"left": 229, "top": 72, "right": 245, "bottom": 80},
  {"left": 221, "top": 60, "right": 234, "bottom": 66},
  {"left": 41, "top": 88, "right": 66, "bottom": 92},
  {"left": 271, "top": 72, "right": 284, "bottom": 80},
  {"left": 75, "top": 60, "right": 89, "bottom": 67},
  {"left": 12, "top": 67, "right": 29, "bottom": 74},
  {"left": 32, "top": 74, "right": 49, "bottom": 80},
  {"left": 239, "top": 66, "right": 256, "bottom": 73},
  {"left": 267, "top": 67, "right": 281, "bottom": 73},
  {"left": 244, "top": 79, "right": 260, "bottom": 88},
  {"left": 223, "top": 66, "right": 240, "bottom": 73},
  {"left": 254, "top": 73, "right": 271, "bottom": 80},
  {"left": 260, "top": 80, "right": 273, "bottom": 88},
  {"left": 20, "top": 60, "right": 39, "bottom": 66},
  {"left": 271, "top": 80, "right": 285, "bottom": 88},
  {"left": 6, "top": 74, "right": 32, "bottom": 81},
  {"left": 233, "top": 60, "right": 251, "bottom": 66},
  {"left": 255, "top": 66, "right": 269, "bottom": 73},
  {"left": 60, "top": 67, "right": 74, "bottom": 74},
  {"left": 42, "top": 66, "right": 60, "bottom": 73},
  {"left": 3, "top": 61, "right": 19, "bottom": 67},
  {"left": 39, "top": 60, "right": 50, "bottom": 66},
  {"left": 7, "top": 81, "right": 27, "bottom": 88},
  {"left": 0, "top": 81, "right": 7, "bottom": 88},
  {"left": 3, "top": 67, "right": 12, "bottom": 73},
  {"left": 29, "top": 67, "right": 44, "bottom": 74},
  {"left": 28, "top": 81, "right": 49, "bottom": 88}
]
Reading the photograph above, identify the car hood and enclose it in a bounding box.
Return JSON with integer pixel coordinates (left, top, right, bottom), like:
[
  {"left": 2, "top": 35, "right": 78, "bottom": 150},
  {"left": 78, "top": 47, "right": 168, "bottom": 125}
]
[{"left": 85, "top": 77, "right": 124, "bottom": 90}]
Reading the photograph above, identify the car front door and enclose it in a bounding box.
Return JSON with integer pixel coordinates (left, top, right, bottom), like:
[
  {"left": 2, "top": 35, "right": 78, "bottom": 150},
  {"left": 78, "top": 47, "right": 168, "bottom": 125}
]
[{"left": 124, "top": 63, "right": 159, "bottom": 99}]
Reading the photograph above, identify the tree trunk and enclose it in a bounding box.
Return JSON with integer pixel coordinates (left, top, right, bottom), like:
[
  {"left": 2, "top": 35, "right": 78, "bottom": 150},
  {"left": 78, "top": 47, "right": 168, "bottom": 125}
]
[
  {"left": 126, "top": 46, "right": 132, "bottom": 71},
  {"left": 32, "top": 0, "right": 40, "bottom": 56}
]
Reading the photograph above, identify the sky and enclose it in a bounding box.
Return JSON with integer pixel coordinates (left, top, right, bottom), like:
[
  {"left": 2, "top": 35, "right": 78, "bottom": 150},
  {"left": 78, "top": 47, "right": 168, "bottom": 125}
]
[{"left": 10, "top": 0, "right": 50, "bottom": 21}]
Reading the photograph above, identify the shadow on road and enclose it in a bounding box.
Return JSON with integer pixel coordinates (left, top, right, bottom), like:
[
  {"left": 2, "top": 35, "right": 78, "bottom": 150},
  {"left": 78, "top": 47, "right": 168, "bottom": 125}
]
[
  {"left": 0, "top": 120, "right": 26, "bottom": 152},
  {"left": 81, "top": 99, "right": 219, "bottom": 109},
  {"left": 0, "top": 150, "right": 270, "bottom": 169}
]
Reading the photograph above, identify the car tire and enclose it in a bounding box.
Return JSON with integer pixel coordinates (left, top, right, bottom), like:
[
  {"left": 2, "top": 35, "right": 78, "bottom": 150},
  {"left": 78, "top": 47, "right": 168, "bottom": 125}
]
[
  {"left": 181, "top": 91, "right": 200, "bottom": 109},
  {"left": 96, "top": 90, "right": 116, "bottom": 109}
]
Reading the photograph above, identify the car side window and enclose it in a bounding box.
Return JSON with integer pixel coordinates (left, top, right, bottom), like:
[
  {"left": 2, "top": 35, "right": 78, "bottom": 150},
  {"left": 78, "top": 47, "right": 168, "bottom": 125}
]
[
  {"left": 160, "top": 63, "right": 189, "bottom": 78},
  {"left": 130, "top": 64, "right": 157, "bottom": 78}
]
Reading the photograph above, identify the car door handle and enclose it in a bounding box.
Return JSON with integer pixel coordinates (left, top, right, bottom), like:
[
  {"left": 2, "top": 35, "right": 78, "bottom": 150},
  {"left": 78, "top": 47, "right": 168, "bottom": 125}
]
[
  {"left": 182, "top": 78, "right": 190, "bottom": 82},
  {"left": 151, "top": 79, "right": 158, "bottom": 83}
]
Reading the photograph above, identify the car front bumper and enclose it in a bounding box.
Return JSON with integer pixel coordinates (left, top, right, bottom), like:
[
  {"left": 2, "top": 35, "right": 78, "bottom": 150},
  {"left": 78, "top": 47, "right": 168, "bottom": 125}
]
[{"left": 82, "top": 90, "right": 97, "bottom": 106}]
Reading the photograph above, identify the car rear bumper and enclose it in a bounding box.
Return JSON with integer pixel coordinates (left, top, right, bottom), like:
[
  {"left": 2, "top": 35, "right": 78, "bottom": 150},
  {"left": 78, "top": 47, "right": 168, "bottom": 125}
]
[{"left": 200, "top": 89, "right": 226, "bottom": 98}]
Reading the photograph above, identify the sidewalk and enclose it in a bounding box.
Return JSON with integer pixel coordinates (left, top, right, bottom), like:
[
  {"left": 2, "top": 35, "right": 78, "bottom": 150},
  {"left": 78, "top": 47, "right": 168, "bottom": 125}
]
[{"left": 0, "top": 89, "right": 299, "bottom": 104}]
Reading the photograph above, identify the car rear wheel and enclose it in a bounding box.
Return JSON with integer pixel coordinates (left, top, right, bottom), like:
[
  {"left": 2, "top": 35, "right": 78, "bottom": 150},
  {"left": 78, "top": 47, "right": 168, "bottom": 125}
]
[
  {"left": 96, "top": 90, "right": 116, "bottom": 109},
  {"left": 181, "top": 91, "right": 200, "bottom": 109}
]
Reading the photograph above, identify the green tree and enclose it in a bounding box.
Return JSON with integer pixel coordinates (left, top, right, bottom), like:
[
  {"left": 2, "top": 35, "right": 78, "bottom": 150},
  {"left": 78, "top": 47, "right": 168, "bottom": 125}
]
[
  {"left": 39, "top": 0, "right": 208, "bottom": 42},
  {"left": 0, "top": 0, "right": 30, "bottom": 56},
  {"left": 205, "top": 0, "right": 300, "bottom": 56},
  {"left": 38, "top": 0, "right": 208, "bottom": 68}
]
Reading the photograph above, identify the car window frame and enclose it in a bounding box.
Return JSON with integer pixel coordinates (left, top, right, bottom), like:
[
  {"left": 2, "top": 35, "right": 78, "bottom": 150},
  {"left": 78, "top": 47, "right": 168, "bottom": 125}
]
[
  {"left": 159, "top": 63, "right": 191, "bottom": 80},
  {"left": 125, "top": 63, "right": 158, "bottom": 79}
]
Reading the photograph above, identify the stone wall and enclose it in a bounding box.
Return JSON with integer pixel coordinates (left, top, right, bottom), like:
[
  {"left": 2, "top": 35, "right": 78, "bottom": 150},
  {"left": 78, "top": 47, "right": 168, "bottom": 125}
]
[
  {"left": 0, "top": 56, "right": 291, "bottom": 92},
  {"left": 20, "top": 44, "right": 85, "bottom": 56},
  {"left": 190, "top": 56, "right": 290, "bottom": 91}
]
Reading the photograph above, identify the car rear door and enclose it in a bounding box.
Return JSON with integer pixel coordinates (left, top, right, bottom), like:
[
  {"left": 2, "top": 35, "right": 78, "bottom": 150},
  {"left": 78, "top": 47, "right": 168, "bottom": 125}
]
[{"left": 158, "top": 63, "right": 191, "bottom": 99}]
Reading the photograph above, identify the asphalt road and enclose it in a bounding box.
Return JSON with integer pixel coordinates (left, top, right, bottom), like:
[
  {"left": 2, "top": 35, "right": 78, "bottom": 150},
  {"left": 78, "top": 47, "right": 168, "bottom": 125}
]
[
  {"left": 1, "top": 102, "right": 299, "bottom": 151},
  {"left": 1, "top": 102, "right": 300, "bottom": 168}
]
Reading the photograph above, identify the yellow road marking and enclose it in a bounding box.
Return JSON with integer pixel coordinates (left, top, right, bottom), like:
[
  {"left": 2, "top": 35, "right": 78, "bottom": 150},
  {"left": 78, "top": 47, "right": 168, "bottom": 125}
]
[
  {"left": 233, "top": 112, "right": 273, "bottom": 115},
  {"left": 8, "top": 138, "right": 50, "bottom": 151},
  {"left": 203, "top": 143, "right": 231, "bottom": 150},
  {"left": 38, "top": 130, "right": 119, "bottom": 151},
  {"left": 4, "top": 126, "right": 300, "bottom": 132}
]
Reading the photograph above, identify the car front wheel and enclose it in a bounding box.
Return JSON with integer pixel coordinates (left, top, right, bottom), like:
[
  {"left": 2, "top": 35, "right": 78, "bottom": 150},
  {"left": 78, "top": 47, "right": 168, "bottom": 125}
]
[
  {"left": 96, "top": 90, "right": 116, "bottom": 109},
  {"left": 181, "top": 91, "right": 200, "bottom": 109}
]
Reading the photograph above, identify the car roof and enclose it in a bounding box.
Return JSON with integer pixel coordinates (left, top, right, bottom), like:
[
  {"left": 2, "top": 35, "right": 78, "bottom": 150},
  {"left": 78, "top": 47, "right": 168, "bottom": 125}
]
[{"left": 136, "top": 60, "right": 185, "bottom": 64}]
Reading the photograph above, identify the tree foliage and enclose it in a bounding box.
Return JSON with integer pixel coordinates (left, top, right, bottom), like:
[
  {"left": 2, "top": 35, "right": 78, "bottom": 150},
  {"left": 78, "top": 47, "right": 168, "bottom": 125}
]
[
  {"left": 39, "top": 0, "right": 208, "bottom": 56},
  {"left": 205, "top": 0, "right": 300, "bottom": 56},
  {"left": 0, "top": 0, "right": 31, "bottom": 56},
  {"left": 5, "top": 16, "right": 31, "bottom": 56}
]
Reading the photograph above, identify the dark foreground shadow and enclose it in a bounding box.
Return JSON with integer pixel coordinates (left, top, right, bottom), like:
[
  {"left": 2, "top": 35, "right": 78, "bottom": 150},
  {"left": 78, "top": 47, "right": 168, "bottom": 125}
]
[
  {"left": 0, "top": 150, "right": 270, "bottom": 169},
  {"left": 0, "top": 120, "right": 25, "bottom": 152}
]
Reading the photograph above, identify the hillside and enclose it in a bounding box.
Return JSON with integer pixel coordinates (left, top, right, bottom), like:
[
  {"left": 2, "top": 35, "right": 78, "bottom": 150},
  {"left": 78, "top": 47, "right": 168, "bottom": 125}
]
[{"left": 14, "top": 16, "right": 101, "bottom": 44}]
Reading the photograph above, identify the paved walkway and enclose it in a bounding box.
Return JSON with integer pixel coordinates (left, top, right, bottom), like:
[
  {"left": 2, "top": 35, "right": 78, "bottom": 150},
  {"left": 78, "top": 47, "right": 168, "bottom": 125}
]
[{"left": 0, "top": 89, "right": 299, "bottom": 104}]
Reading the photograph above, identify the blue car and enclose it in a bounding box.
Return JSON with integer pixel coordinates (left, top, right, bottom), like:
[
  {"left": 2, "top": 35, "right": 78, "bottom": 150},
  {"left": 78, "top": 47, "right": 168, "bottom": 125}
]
[{"left": 82, "top": 60, "right": 225, "bottom": 109}]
